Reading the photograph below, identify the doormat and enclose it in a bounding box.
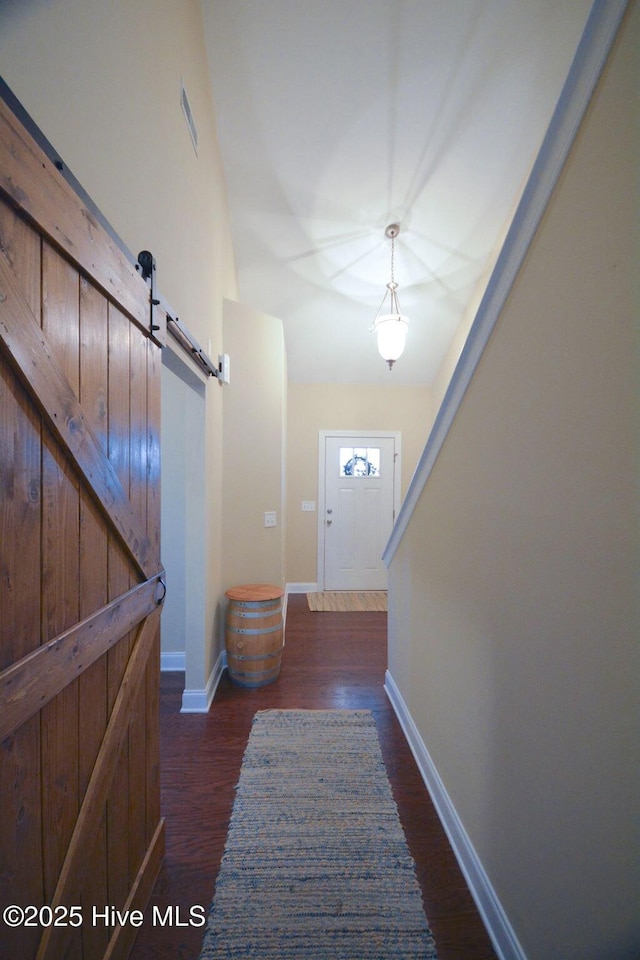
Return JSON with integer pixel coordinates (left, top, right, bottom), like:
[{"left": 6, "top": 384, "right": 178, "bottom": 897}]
[
  {"left": 199, "top": 709, "right": 437, "bottom": 959},
  {"left": 307, "top": 591, "right": 387, "bottom": 612}
]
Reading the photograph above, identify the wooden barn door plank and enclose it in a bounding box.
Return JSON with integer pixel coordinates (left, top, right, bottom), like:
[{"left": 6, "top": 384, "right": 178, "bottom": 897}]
[
  {"left": 0, "top": 253, "right": 159, "bottom": 580},
  {"left": 0, "top": 205, "right": 42, "bottom": 670},
  {"left": 106, "top": 301, "right": 134, "bottom": 916},
  {"left": 77, "top": 275, "right": 111, "bottom": 957},
  {"left": 145, "top": 339, "right": 162, "bottom": 844},
  {"left": 0, "top": 206, "right": 44, "bottom": 960},
  {"left": 39, "top": 244, "right": 82, "bottom": 960},
  {"left": 127, "top": 330, "right": 149, "bottom": 883}
]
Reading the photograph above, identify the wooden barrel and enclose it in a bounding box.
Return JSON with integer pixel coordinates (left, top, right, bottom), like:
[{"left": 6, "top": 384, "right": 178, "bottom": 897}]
[{"left": 224, "top": 584, "right": 284, "bottom": 688}]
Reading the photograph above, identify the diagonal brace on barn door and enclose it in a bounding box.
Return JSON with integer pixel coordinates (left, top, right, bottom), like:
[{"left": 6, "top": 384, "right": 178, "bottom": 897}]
[
  {"left": 0, "top": 574, "right": 166, "bottom": 742},
  {"left": 35, "top": 610, "right": 164, "bottom": 960},
  {"left": 0, "top": 253, "right": 160, "bottom": 580}
]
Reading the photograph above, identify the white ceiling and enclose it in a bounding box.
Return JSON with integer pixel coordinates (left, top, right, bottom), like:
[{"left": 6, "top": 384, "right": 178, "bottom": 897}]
[{"left": 202, "top": 1, "right": 592, "bottom": 385}]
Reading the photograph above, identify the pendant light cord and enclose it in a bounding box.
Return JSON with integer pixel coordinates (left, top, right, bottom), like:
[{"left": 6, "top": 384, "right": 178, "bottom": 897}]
[
  {"left": 370, "top": 224, "right": 403, "bottom": 327},
  {"left": 390, "top": 232, "right": 395, "bottom": 286}
]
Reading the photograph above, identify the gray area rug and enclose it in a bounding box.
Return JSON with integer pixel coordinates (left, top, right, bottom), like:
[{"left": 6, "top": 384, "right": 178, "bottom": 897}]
[{"left": 199, "top": 709, "right": 437, "bottom": 959}]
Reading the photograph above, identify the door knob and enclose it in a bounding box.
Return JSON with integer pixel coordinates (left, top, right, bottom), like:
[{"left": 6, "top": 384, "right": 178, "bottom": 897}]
[{"left": 326, "top": 519, "right": 332, "bottom": 526}]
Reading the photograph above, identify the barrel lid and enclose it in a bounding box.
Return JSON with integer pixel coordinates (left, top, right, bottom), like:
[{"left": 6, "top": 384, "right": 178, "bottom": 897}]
[{"left": 225, "top": 583, "right": 284, "bottom": 602}]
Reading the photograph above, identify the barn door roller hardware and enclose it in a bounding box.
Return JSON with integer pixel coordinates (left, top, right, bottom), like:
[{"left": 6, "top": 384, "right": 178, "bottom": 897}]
[
  {"left": 137, "top": 250, "right": 222, "bottom": 380},
  {"left": 136, "top": 250, "right": 162, "bottom": 337}
]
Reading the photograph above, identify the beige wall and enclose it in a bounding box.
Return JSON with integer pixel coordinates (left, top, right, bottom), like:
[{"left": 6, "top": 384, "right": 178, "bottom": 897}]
[
  {"left": 222, "top": 299, "right": 287, "bottom": 599},
  {"left": 286, "top": 383, "right": 432, "bottom": 584},
  {"left": 0, "top": 0, "right": 238, "bottom": 690},
  {"left": 388, "top": 5, "right": 639, "bottom": 959},
  {"left": 431, "top": 209, "right": 515, "bottom": 416}
]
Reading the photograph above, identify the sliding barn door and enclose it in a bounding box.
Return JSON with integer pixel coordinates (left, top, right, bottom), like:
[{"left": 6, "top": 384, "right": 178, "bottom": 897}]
[{"left": 0, "top": 98, "right": 166, "bottom": 960}]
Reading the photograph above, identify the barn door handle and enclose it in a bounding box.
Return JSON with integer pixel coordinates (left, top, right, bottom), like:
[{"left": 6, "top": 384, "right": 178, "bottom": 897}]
[{"left": 155, "top": 577, "right": 167, "bottom": 605}]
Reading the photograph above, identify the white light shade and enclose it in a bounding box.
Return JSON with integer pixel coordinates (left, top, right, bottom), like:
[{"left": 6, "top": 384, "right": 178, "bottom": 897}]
[{"left": 373, "top": 314, "right": 409, "bottom": 367}]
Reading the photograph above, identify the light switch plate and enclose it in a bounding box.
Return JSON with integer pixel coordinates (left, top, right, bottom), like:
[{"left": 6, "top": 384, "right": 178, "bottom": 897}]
[
  {"left": 264, "top": 511, "right": 277, "bottom": 527},
  {"left": 301, "top": 501, "right": 316, "bottom": 512}
]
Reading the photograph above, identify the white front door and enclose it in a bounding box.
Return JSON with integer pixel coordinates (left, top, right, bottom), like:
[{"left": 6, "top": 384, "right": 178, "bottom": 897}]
[{"left": 319, "top": 432, "right": 399, "bottom": 590}]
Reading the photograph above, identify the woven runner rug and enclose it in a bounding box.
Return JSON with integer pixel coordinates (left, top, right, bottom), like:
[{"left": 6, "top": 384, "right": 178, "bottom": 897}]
[
  {"left": 306, "top": 591, "right": 387, "bottom": 612},
  {"left": 199, "top": 709, "right": 437, "bottom": 960}
]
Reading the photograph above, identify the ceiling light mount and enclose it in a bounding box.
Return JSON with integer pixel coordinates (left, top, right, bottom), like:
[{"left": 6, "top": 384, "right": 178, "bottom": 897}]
[{"left": 370, "top": 223, "right": 409, "bottom": 370}]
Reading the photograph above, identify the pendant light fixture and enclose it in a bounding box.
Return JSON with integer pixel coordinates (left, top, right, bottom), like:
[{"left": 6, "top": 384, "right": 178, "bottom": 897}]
[{"left": 370, "top": 223, "right": 409, "bottom": 370}]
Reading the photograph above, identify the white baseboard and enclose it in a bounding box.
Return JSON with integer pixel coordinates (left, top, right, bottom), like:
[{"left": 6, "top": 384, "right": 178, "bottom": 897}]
[
  {"left": 384, "top": 670, "right": 527, "bottom": 960},
  {"left": 160, "top": 651, "right": 186, "bottom": 672},
  {"left": 180, "top": 648, "right": 227, "bottom": 713}
]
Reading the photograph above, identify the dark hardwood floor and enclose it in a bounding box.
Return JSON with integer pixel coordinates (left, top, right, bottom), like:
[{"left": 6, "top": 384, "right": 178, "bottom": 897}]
[{"left": 130, "top": 594, "right": 497, "bottom": 960}]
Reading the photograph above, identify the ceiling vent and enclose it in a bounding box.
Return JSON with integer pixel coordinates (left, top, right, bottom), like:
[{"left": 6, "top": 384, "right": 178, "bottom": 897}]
[{"left": 180, "top": 80, "right": 198, "bottom": 155}]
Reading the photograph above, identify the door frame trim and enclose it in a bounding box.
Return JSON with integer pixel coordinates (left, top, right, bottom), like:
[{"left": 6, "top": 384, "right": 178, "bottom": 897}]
[{"left": 317, "top": 430, "right": 401, "bottom": 591}]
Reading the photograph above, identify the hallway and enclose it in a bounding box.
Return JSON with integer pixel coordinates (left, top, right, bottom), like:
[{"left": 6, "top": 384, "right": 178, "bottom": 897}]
[{"left": 130, "top": 594, "right": 497, "bottom": 960}]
